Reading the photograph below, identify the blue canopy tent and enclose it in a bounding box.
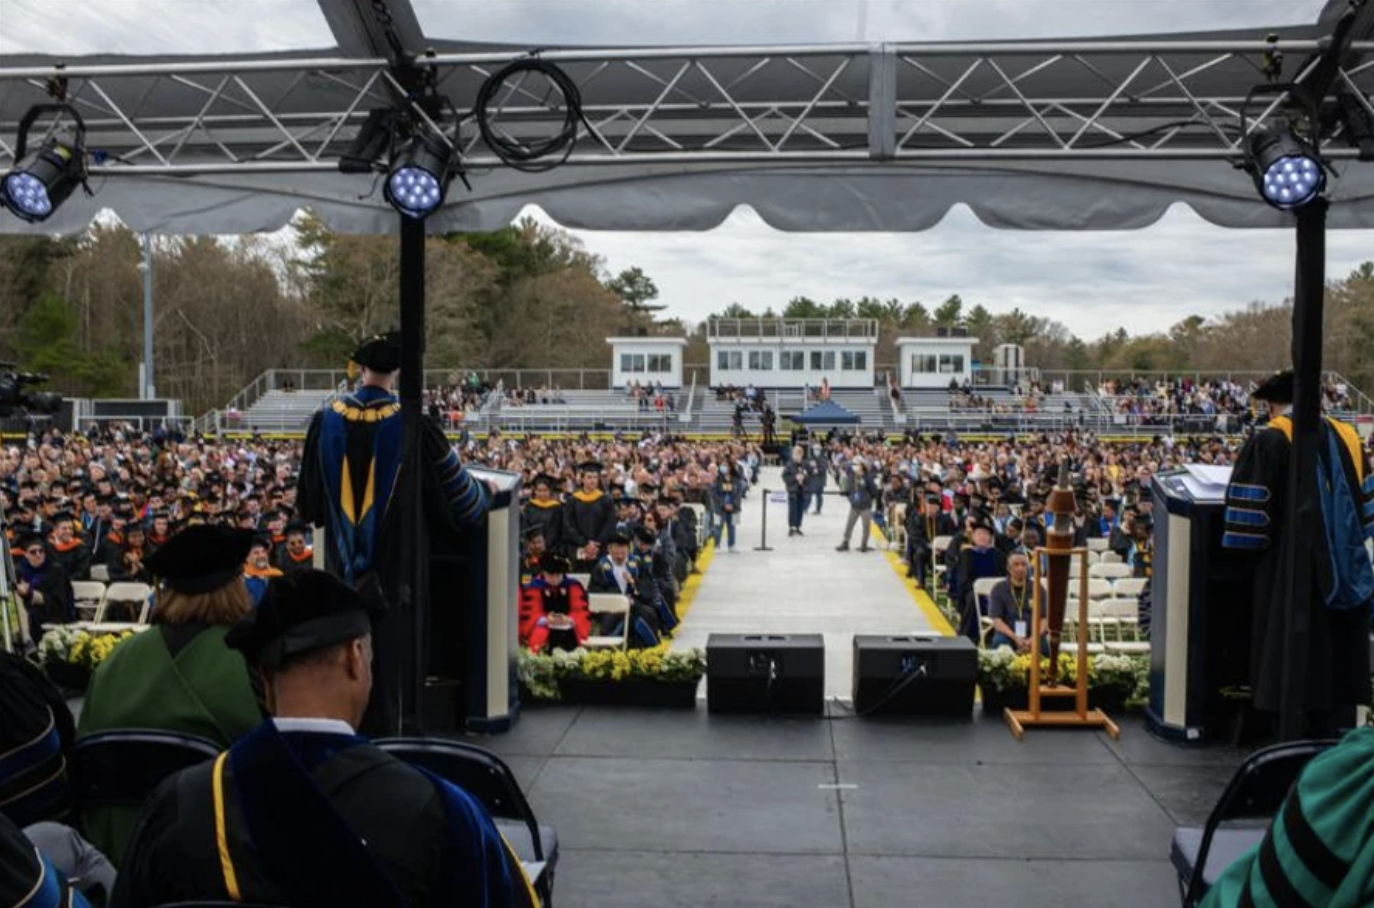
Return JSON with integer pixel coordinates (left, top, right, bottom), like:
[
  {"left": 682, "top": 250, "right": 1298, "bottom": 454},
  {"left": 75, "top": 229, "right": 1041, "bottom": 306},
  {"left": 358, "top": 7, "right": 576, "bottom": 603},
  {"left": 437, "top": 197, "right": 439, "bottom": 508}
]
[{"left": 790, "top": 400, "right": 861, "bottom": 425}]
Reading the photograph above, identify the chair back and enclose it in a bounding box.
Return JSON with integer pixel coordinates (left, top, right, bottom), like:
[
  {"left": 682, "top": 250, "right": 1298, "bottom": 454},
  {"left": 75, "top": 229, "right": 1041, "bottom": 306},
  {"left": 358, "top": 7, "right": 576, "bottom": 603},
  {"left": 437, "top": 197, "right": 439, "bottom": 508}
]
[
  {"left": 1184, "top": 738, "right": 1338, "bottom": 905},
  {"left": 375, "top": 737, "right": 545, "bottom": 861},
  {"left": 1089, "top": 562, "right": 1131, "bottom": 580},
  {"left": 70, "top": 730, "right": 220, "bottom": 809},
  {"left": 95, "top": 583, "right": 152, "bottom": 624},
  {"left": 71, "top": 581, "right": 107, "bottom": 620},
  {"left": 1113, "top": 577, "right": 1149, "bottom": 598}
]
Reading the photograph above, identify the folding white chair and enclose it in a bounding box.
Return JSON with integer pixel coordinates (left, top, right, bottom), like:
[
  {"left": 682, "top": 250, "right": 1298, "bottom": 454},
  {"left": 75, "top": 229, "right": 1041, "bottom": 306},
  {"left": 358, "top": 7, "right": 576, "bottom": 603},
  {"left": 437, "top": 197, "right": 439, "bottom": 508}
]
[
  {"left": 887, "top": 504, "right": 907, "bottom": 551},
  {"left": 1099, "top": 550, "right": 1125, "bottom": 565},
  {"left": 71, "top": 581, "right": 107, "bottom": 622},
  {"left": 1085, "top": 578, "right": 1114, "bottom": 600},
  {"left": 584, "top": 592, "right": 631, "bottom": 650},
  {"left": 89, "top": 564, "right": 110, "bottom": 582},
  {"left": 1089, "top": 562, "right": 1132, "bottom": 580},
  {"left": 1069, "top": 559, "right": 1084, "bottom": 578},
  {"left": 932, "top": 535, "right": 952, "bottom": 581},
  {"left": 96, "top": 582, "right": 152, "bottom": 624},
  {"left": 971, "top": 577, "right": 1000, "bottom": 648},
  {"left": 1113, "top": 577, "right": 1148, "bottom": 599},
  {"left": 1085, "top": 549, "right": 1101, "bottom": 565},
  {"left": 1086, "top": 537, "right": 1109, "bottom": 553},
  {"left": 569, "top": 574, "right": 591, "bottom": 591}
]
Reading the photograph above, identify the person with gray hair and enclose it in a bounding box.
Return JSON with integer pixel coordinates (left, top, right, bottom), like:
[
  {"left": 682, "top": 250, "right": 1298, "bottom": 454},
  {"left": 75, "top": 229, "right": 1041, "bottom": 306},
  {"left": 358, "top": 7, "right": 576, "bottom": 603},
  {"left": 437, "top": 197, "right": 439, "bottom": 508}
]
[{"left": 836, "top": 458, "right": 879, "bottom": 552}]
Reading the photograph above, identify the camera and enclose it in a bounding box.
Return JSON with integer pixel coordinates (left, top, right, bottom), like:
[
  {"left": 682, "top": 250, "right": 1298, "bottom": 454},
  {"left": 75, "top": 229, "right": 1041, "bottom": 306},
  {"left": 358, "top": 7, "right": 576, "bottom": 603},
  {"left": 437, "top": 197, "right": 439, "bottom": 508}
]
[{"left": 0, "top": 363, "right": 63, "bottom": 418}]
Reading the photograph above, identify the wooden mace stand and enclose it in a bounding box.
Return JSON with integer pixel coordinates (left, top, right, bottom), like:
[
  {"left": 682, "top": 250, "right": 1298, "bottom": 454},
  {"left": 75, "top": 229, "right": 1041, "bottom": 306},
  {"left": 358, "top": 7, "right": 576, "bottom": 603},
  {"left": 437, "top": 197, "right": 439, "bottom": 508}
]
[{"left": 1004, "top": 546, "right": 1121, "bottom": 741}]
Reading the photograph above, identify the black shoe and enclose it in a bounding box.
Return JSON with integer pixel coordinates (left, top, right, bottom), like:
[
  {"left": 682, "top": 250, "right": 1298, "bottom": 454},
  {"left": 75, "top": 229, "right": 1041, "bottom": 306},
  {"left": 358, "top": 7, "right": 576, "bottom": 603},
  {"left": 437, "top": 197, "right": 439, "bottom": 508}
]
[
  {"left": 858, "top": 546, "right": 871, "bottom": 552},
  {"left": 796, "top": 529, "right": 804, "bottom": 536},
  {"left": 836, "top": 544, "right": 848, "bottom": 552}
]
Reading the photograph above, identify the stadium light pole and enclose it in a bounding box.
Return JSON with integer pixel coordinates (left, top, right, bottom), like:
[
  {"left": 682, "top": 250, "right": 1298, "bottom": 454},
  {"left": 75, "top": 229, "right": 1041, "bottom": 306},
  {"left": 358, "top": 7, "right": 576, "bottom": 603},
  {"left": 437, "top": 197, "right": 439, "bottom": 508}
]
[{"left": 141, "top": 232, "right": 155, "bottom": 400}]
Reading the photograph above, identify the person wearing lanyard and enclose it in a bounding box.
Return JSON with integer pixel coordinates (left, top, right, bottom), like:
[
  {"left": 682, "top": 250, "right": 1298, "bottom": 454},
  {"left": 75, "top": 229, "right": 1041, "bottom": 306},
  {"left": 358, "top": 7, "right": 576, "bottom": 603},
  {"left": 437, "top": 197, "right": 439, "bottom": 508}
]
[{"left": 988, "top": 552, "right": 1049, "bottom": 654}]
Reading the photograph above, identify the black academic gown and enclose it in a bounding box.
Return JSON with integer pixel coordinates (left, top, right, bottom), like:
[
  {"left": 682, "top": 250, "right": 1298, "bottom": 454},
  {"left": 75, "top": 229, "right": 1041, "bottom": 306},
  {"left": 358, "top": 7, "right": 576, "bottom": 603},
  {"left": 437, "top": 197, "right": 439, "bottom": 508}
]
[
  {"left": 521, "top": 498, "right": 564, "bottom": 554},
  {"left": 1223, "top": 420, "right": 1373, "bottom": 720},
  {"left": 112, "top": 723, "right": 534, "bottom": 908},
  {"left": 561, "top": 491, "right": 615, "bottom": 569},
  {"left": 297, "top": 388, "right": 490, "bottom": 738}
]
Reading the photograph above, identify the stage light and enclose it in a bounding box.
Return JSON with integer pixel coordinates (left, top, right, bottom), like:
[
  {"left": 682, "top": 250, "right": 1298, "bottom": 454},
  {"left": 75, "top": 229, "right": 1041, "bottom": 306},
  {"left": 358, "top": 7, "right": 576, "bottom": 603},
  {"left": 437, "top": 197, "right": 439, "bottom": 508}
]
[
  {"left": 1246, "top": 121, "right": 1326, "bottom": 211},
  {"left": 384, "top": 134, "right": 452, "bottom": 219}
]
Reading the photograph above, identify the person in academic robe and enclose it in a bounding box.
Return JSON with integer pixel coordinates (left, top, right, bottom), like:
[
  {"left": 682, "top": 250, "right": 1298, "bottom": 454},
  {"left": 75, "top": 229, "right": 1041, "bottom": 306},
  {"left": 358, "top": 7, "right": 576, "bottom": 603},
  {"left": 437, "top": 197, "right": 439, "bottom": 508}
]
[
  {"left": 1200, "top": 726, "right": 1374, "bottom": 908},
  {"left": 0, "top": 813, "right": 97, "bottom": 908},
  {"left": 242, "top": 536, "right": 282, "bottom": 608},
  {"left": 631, "top": 525, "right": 678, "bottom": 635},
  {"left": 45, "top": 513, "right": 90, "bottom": 582},
  {"left": 519, "top": 526, "right": 547, "bottom": 585},
  {"left": 296, "top": 332, "right": 491, "bottom": 738},
  {"left": 519, "top": 553, "right": 591, "bottom": 654},
  {"left": 111, "top": 569, "right": 537, "bottom": 908},
  {"left": 1222, "top": 370, "right": 1373, "bottom": 733},
  {"left": 278, "top": 523, "right": 314, "bottom": 576},
  {"left": 562, "top": 461, "right": 615, "bottom": 572},
  {"left": 77, "top": 525, "right": 263, "bottom": 867},
  {"left": 904, "top": 495, "right": 941, "bottom": 586},
  {"left": 105, "top": 525, "right": 151, "bottom": 587},
  {"left": 143, "top": 511, "right": 172, "bottom": 556},
  {"left": 588, "top": 533, "right": 661, "bottom": 647},
  {"left": 14, "top": 533, "right": 75, "bottom": 630},
  {"left": 954, "top": 518, "right": 1009, "bottom": 644},
  {"left": 521, "top": 473, "right": 564, "bottom": 557}
]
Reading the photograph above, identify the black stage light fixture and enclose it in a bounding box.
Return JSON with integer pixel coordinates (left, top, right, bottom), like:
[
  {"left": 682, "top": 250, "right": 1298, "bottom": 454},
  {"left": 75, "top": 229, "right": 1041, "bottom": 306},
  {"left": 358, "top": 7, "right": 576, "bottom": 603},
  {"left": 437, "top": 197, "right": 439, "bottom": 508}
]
[
  {"left": 1246, "top": 119, "right": 1326, "bottom": 211},
  {"left": 384, "top": 132, "right": 454, "bottom": 220},
  {"left": 0, "top": 104, "right": 88, "bottom": 224}
]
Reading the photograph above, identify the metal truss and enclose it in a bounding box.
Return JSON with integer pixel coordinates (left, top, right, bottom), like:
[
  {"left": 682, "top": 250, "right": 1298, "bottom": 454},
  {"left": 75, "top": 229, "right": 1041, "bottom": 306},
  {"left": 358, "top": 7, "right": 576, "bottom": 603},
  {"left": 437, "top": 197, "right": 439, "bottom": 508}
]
[{"left": 1, "top": 39, "right": 1373, "bottom": 175}]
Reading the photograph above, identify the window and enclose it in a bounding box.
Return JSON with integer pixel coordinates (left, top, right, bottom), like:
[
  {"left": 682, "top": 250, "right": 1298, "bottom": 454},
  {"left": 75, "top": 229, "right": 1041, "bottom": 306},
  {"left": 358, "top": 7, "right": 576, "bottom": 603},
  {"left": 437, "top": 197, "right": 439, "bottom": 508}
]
[
  {"left": 717, "top": 350, "right": 743, "bottom": 370},
  {"left": 810, "top": 350, "right": 836, "bottom": 371},
  {"left": 748, "top": 351, "right": 773, "bottom": 370},
  {"left": 912, "top": 354, "right": 938, "bottom": 374},
  {"left": 841, "top": 350, "right": 868, "bottom": 371},
  {"left": 780, "top": 350, "right": 805, "bottom": 371},
  {"left": 621, "top": 353, "right": 645, "bottom": 373},
  {"left": 938, "top": 354, "right": 965, "bottom": 374},
  {"left": 647, "top": 354, "right": 672, "bottom": 372}
]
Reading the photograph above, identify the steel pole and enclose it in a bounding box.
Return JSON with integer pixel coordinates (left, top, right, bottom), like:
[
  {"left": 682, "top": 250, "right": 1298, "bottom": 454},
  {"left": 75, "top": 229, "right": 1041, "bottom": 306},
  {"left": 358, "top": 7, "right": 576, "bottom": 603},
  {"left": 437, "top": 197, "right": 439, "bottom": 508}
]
[
  {"left": 141, "top": 232, "right": 155, "bottom": 400},
  {"left": 754, "top": 488, "right": 773, "bottom": 551},
  {"left": 1277, "top": 199, "right": 1326, "bottom": 742},
  {"left": 398, "top": 215, "right": 429, "bottom": 735}
]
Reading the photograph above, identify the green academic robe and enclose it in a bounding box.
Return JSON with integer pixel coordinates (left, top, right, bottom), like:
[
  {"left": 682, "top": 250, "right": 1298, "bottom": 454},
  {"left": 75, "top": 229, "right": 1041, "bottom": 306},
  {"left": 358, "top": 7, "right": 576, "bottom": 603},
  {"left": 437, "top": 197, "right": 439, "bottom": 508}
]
[
  {"left": 76, "top": 624, "right": 260, "bottom": 867},
  {"left": 1202, "top": 727, "right": 1374, "bottom": 908}
]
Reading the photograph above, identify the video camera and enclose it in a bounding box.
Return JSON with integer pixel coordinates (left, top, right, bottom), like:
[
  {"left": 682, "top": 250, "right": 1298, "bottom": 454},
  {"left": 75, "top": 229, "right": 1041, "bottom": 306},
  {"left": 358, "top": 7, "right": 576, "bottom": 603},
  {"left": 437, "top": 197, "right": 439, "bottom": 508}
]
[{"left": 0, "top": 363, "right": 63, "bottom": 418}]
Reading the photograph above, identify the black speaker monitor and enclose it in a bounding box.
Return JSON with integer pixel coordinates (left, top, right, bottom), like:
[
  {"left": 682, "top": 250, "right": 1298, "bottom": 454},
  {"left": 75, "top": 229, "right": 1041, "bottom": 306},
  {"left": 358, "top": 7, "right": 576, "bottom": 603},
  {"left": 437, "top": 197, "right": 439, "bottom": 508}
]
[
  {"left": 852, "top": 635, "right": 977, "bottom": 716},
  {"left": 707, "top": 633, "right": 824, "bottom": 715}
]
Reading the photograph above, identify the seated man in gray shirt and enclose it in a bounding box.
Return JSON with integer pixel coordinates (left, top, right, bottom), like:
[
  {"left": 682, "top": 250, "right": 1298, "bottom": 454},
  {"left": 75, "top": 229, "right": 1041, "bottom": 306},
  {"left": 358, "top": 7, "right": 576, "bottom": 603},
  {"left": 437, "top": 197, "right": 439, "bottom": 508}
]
[{"left": 987, "top": 552, "right": 1049, "bottom": 654}]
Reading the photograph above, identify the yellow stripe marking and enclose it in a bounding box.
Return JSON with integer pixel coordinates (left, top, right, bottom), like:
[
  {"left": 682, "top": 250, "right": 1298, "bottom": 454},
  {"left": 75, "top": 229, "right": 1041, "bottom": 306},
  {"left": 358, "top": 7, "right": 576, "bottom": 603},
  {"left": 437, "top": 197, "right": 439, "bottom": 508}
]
[
  {"left": 672, "top": 540, "right": 715, "bottom": 623},
  {"left": 212, "top": 753, "right": 242, "bottom": 902},
  {"left": 870, "top": 525, "right": 956, "bottom": 636}
]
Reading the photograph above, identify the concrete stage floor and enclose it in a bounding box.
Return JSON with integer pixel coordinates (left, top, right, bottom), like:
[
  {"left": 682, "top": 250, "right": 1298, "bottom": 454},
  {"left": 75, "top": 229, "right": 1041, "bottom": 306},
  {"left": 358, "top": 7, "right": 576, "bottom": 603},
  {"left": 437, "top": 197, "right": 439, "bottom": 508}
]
[{"left": 468, "top": 704, "right": 1249, "bottom": 908}]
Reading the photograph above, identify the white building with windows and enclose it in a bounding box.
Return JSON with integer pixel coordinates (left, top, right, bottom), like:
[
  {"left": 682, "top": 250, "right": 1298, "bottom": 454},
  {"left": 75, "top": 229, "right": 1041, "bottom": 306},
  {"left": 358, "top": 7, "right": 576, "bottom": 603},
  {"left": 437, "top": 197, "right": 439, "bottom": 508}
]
[
  {"left": 896, "top": 336, "right": 979, "bottom": 389},
  {"left": 607, "top": 337, "right": 689, "bottom": 388},
  {"left": 707, "top": 318, "right": 878, "bottom": 389}
]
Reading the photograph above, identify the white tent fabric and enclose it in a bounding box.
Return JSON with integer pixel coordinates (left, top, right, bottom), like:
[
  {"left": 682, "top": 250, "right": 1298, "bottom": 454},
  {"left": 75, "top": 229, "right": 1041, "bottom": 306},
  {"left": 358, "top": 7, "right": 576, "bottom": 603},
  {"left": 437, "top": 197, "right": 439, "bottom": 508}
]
[{"left": 0, "top": 0, "right": 1371, "bottom": 235}]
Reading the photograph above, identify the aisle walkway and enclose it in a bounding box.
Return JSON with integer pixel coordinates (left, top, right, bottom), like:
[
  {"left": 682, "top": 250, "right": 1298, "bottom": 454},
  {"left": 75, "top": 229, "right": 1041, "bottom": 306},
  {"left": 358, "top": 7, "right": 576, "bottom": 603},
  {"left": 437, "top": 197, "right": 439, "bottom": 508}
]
[{"left": 673, "top": 466, "right": 950, "bottom": 698}]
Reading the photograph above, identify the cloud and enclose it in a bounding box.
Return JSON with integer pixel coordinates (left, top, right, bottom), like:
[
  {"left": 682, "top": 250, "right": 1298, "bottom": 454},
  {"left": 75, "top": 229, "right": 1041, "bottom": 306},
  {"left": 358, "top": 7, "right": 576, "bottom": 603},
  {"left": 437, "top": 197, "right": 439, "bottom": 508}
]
[{"left": 533, "top": 203, "right": 1373, "bottom": 340}]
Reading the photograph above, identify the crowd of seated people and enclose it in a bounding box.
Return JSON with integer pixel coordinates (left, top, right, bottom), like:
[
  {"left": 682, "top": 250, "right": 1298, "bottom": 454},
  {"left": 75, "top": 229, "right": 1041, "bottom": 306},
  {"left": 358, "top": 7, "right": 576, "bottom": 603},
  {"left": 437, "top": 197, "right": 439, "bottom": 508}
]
[
  {"left": 626, "top": 380, "right": 676, "bottom": 413},
  {"left": 1097, "top": 375, "right": 1253, "bottom": 428},
  {"left": 500, "top": 385, "right": 568, "bottom": 407},
  {"left": 514, "top": 436, "right": 761, "bottom": 651},
  {"left": 423, "top": 382, "right": 491, "bottom": 427}
]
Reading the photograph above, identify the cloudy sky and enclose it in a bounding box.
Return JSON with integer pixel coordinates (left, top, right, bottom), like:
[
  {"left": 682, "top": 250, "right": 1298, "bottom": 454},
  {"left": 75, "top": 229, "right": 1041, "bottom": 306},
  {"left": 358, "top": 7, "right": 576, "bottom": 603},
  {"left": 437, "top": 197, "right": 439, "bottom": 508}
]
[{"left": 5, "top": 0, "right": 1370, "bottom": 339}]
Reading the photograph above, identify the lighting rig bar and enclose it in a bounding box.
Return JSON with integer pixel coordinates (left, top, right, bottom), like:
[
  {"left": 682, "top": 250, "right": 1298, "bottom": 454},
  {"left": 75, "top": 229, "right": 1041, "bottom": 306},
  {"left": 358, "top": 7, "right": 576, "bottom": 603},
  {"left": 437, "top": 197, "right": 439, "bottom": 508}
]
[{"left": 1, "top": 39, "right": 1373, "bottom": 175}]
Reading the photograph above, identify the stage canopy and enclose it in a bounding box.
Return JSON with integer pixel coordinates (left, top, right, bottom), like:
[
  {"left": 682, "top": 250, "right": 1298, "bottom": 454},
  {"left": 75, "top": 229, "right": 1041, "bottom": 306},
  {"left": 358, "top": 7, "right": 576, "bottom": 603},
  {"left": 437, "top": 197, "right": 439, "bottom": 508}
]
[
  {"left": 1, "top": 0, "right": 1372, "bottom": 236},
  {"left": 792, "top": 400, "right": 862, "bottom": 425}
]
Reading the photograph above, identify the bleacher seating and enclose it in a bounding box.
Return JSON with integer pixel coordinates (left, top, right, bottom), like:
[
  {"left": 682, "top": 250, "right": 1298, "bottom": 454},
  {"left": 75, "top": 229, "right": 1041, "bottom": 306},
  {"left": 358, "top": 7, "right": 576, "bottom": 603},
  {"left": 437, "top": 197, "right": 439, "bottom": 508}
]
[
  {"left": 234, "top": 389, "right": 334, "bottom": 432},
  {"left": 904, "top": 386, "right": 1094, "bottom": 432}
]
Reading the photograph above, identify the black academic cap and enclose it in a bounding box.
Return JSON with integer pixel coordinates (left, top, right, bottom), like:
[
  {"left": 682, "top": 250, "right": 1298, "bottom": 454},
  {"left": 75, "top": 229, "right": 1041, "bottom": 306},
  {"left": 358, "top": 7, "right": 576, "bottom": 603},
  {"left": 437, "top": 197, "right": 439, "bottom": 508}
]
[
  {"left": 144, "top": 524, "right": 256, "bottom": 595},
  {"left": 577, "top": 461, "right": 602, "bottom": 474},
  {"left": 608, "top": 531, "right": 632, "bottom": 547},
  {"left": 522, "top": 525, "right": 546, "bottom": 542},
  {"left": 284, "top": 522, "right": 310, "bottom": 537},
  {"left": 532, "top": 473, "right": 559, "bottom": 489},
  {"left": 1252, "top": 369, "right": 1294, "bottom": 404},
  {"left": 248, "top": 534, "right": 272, "bottom": 551},
  {"left": 633, "top": 525, "right": 657, "bottom": 545},
  {"left": 225, "top": 570, "right": 384, "bottom": 669},
  {"left": 50, "top": 510, "right": 75, "bottom": 525},
  {"left": 539, "top": 552, "right": 572, "bottom": 574},
  {"left": 350, "top": 331, "right": 402, "bottom": 374}
]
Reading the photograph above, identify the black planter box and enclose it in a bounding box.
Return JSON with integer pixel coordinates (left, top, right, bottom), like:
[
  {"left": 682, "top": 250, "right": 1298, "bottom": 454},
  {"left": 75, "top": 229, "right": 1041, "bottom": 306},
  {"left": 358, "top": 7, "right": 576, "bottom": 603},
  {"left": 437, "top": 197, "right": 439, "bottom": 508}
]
[
  {"left": 44, "top": 660, "right": 91, "bottom": 694},
  {"left": 559, "top": 678, "right": 700, "bottom": 708}
]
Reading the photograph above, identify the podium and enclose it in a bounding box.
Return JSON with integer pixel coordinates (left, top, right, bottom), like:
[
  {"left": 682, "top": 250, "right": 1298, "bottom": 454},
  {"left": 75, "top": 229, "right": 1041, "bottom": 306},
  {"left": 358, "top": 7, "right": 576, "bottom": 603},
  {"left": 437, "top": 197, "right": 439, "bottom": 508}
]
[
  {"left": 425, "top": 466, "right": 522, "bottom": 733},
  {"left": 1146, "top": 466, "right": 1253, "bottom": 744}
]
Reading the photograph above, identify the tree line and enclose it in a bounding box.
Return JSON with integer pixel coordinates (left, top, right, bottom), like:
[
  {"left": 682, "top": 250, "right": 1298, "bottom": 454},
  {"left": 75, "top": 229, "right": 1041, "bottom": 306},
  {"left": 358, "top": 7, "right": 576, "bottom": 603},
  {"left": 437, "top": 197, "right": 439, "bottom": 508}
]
[{"left": 1, "top": 213, "right": 1372, "bottom": 414}]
